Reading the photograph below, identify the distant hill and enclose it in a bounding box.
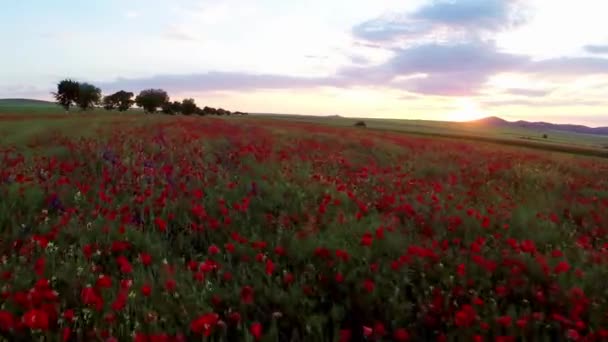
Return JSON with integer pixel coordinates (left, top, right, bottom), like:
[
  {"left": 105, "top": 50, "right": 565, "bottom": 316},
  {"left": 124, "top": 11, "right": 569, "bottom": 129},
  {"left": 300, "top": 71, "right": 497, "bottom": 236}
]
[
  {"left": 0, "top": 98, "right": 55, "bottom": 106},
  {"left": 471, "top": 116, "right": 608, "bottom": 136}
]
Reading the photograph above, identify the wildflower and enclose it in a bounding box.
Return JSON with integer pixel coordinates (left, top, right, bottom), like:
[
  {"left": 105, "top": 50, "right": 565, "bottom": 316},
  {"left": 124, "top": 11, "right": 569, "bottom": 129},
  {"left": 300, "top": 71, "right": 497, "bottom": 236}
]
[
  {"left": 360, "top": 233, "right": 373, "bottom": 246},
  {"left": 250, "top": 322, "right": 263, "bottom": 340},
  {"left": 0, "top": 311, "right": 15, "bottom": 332},
  {"left": 208, "top": 245, "right": 220, "bottom": 255},
  {"left": 96, "top": 275, "right": 112, "bottom": 289},
  {"left": 454, "top": 305, "right": 476, "bottom": 327},
  {"left": 393, "top": 328, "right": 410, "bottom": 341},
  {"left": 140, "top": 253, "right": 152, "bottom": 266},
  {"left": 363, "top": 279, "right": 375, "bottom": 293},
  {"left": 154, "top": 217, "right": 167, "bottom": 232},
  {"left": 190, "top": 313, "right": 219, "bottom": 336},
  {"left": 141, "top": 284, "right": 152, "bottom": 297},
  {"left": 497, "top": 315, "right": 512, "bottom": 327},
  {"left": 554, "top": 261, "right": 571, "bottom": 274},
  {"left": 241, "top": 286, "right": 254, "bottom": 304},
  {"left": 165, "top": 279, "right": 177, "bottom": 292},
  {"left": 265, "top": 259, "right": 275, "bottom": 275},
  {"left": 22, "top": 309, "right": 49, "bottom": 330}
]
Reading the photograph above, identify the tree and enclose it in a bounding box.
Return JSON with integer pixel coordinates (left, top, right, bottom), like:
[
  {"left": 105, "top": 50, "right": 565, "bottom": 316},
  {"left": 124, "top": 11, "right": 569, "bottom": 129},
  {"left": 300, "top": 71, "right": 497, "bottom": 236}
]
[
  {"left": 103, "top": 91, "right": 134, "bottom": 111},
  {"left": 53, "top": 79, "right": 80, "bottom": 111},
  {"left": 161, "top": 102, "right": 174, "bottom": 114},
  {"left": 135, "top": 89, "right": 169, "bottom": 113},
  {"left": 76, "top": 83, "right": 102, "bottom": 111},
  {"left": 170, "top": 101, "right": 183, "bottom": 114},
  {"left": 102, "top": 95, "right": 117, "bottom": 110},
  {"left": 113, "top": 91, "right": 135, "bottom": 111},
  {"left": 202, "top": 106, "right": 218, "bottom": 115},
  {"left": 181, "top": 98, "right": 197, "bottom": 115}
]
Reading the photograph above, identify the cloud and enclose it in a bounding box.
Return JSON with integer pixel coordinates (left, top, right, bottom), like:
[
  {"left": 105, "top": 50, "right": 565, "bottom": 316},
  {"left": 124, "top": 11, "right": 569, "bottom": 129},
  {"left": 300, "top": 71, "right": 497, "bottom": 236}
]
[
  {"left": 584, "top": 44, "right": 608, "bottom": 54},
  {"left": 305, "top": 55, "right": 329, "bottom": 60},
  {"left": 99, "top": 72, "right": 335, "bottom": 94},
  {"left": 352, "top": 0, "right": 527, "bottom": 43},
  {"left": 349, "top": 55, "right": 371, "bottom": 65},
  {"left": 331, "top": 40, "right": 528, "bottom": 95},
  {"left": 387, "top": 41, "right": 527, "bottom": 73},
  {"left": 352, "top": 16, "right": 432, "bottom": 42},
  {"left": 482, "top": 98, "right": 606, "bottom": 108},
  {"left": 97, "top": 41, "right": 608, "bottom": 97},
  {"left": 505, "top": 88, "right": 552, "bottom": 97},
  {"left": 99, "top": 40, "right": 532, "bottom": 96},
  {"left": 413, "top": 0, "right": 523, "bottom": 30},
  {"left": 162, "top": 26, "right": 199, "bottom": 42},
  {"left": 524, "top": 57, "right": 608, "bottom": 75}
]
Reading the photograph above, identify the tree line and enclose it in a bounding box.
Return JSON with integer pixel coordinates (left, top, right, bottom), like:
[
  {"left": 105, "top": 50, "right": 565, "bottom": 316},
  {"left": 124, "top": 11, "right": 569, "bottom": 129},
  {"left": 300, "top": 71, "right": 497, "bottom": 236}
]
[{"left": 52, "top": 79, "right": 247, "bottom": 116}]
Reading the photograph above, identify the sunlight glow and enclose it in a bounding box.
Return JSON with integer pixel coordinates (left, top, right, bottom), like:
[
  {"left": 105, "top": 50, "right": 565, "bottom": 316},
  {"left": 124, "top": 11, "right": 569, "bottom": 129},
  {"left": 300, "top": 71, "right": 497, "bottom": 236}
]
[{"left": 446, "top": 98, "right": 486, "bottom": 122}]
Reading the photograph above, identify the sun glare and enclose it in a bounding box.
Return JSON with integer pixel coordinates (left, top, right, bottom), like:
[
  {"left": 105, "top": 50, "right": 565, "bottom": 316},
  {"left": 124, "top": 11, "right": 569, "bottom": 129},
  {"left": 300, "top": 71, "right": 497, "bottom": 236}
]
[{"left": 446, "top": 98, "right": 486, "bottom": 122}]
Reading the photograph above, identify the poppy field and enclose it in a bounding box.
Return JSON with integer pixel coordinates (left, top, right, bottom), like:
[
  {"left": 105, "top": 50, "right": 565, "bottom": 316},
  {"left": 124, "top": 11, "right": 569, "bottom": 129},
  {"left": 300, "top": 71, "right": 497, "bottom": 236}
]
[{"left": 1, "top": 114, "right": 608, "bottom": 341}]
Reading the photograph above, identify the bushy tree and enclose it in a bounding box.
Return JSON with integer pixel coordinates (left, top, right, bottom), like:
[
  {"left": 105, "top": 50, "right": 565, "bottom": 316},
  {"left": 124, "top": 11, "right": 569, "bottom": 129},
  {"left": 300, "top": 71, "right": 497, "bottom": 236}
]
[
  {"left": 202, "top": 106, "right": 218, "bottom": 115},
  {"left": 181, "top": 98, "right": 197, "bottom": 115},
  {"left": 170, "top": 101, "right": 183, "bottom": 114},
  {"left": 103, "top": 91, "right": 134, "bottom": 111},
  {"left": 114, "top": 91, "right": 135, "bottom": 111},
  {"left": 53, "top": 79, "right": 80, "bottom": 111},
  {"left": 102, "top": 95, "right": 117, "bottom": 110},
  {"left": 161, "top": 102, "right": 174, "bottom": 114},
  {"left": 76, "top": 83, "right": 102, "bottom": 111},
  {"left": 135, "top": 89, "right": 169, "bottom": 113}
]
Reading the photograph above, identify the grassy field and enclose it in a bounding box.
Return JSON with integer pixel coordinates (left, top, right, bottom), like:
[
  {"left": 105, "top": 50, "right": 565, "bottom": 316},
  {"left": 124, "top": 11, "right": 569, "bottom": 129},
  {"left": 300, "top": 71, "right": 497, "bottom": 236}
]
[
  {"left": 2, "top": 99, "right": 607, "bottom": 158},
  {"left": 251, "top": 114, "right": 608, "bottom": 156},
  {"left": 1, "top": 109, "right": 608, "bottom": 340}
]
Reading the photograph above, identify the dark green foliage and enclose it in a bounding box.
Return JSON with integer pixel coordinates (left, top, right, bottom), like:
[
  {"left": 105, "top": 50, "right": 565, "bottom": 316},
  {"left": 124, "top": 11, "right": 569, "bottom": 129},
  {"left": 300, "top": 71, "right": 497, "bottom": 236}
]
[
  {"left": 170, "top": 101, "right": 183, "bottom": 114},
  {"left": 181, "top": 98, "right": 197, "bottom": 115},
  {"left": 103, "top": 90, "right": 135, "bottom": 111},
  {"left": 76, "top": 83, "right": 102, "bottom": 111},
  {"left": 217, "top": 108, "right": 231, "bottom": 116},
  {"left": 203, "top": 106, "right": 217, "bottom": 115},
  {"left": 102, "top": 96, "right": 116, "bottom": 110},
  {"left": 53, "top": 79, "right": 80, "bottom": 111},
  {"left": 135, "top": 89, "right": 169, "bottom": 113},
  {"left": 354, "top": 121, "right": 367, "bottom": 127},
  {"left": 161, "top": 102, "right": 174, "bottom": 114},
  {"left": 111, "top": 91, "right": 135, "bottom": 111}
]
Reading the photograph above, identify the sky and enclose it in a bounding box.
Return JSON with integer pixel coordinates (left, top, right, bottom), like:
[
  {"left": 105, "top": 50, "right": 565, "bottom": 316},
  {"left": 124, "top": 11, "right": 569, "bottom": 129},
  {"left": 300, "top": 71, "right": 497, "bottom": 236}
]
[{"left": 1, "top": 0, "right": 608, "bottom": 126}]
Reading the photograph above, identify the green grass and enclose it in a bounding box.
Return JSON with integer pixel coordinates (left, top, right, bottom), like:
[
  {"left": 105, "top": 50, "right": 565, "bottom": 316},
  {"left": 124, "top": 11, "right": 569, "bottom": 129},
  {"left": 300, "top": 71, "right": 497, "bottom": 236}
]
[
  {"left": 249, "top": 114, "right": 608, "bottom": 158},
  {"left": 0, "top": 98, "right": 63, "bottom": 114},
  {"left": 1, "top": 100, "right": 607, "bottom": 158}
]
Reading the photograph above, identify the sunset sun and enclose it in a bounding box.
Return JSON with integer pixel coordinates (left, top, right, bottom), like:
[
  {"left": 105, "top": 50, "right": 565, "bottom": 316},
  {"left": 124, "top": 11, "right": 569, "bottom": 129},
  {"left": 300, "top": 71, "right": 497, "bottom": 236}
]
[{"left": 447, "top": 99, "right": 486, "bottom": 122}]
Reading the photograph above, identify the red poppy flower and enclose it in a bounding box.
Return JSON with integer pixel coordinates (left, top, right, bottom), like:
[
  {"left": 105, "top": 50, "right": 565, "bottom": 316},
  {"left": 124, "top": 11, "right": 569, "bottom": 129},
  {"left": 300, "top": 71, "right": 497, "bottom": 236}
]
[
  {"left": 190, "top": 313, "right": 219, "bottom": 336},
  {"left": 141, "top": 284, "right": 152, "bottom": 297},
  {"left": 96, "top": 274, "right": 112, "bottom": 289},
  {"left": 154, "top": 217, "right": 167, "bottom": 232},
  {"left": 208, "top": 245, "right": 220, "bottom": 255},
  {"left": 140, "top": 253, "right": 152, "bottom": 266},
  {"left": 265, "top": 259, "right": 275, "bottom": 275},
  {"left": 0, "top": 311, "right": 15, "bottom": 332},
  {"left": 393, "top": 328, "right": 410, "bottom": 341},
  {"left": 250, "top": 322, "right": 263, "bottom": 340},
  {"left": 165, "top": 279, "right": 176, "bottom": 292},
  {"left": 241, "top": 286, "right": 254, "bottom": 304},
  {"left": 22, "top": 309, "right": 49, "bottom": 330}
]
